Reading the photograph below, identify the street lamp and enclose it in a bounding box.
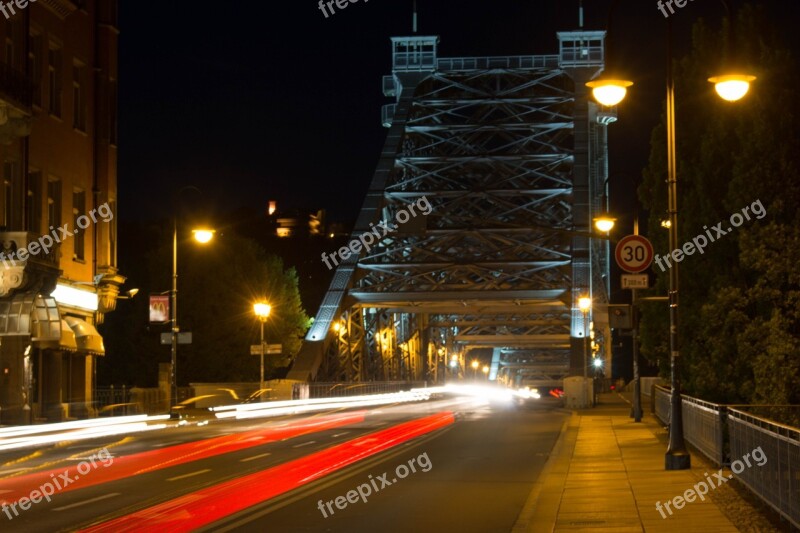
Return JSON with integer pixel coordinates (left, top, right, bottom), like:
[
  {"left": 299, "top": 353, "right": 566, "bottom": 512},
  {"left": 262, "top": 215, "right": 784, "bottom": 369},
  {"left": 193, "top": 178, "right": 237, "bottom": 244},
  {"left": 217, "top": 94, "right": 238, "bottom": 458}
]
[
  {"left": 578, "top": 297, "right": 591, "bottom": 381},
  {"left": 253, "top": 302, "right": 272, "bottom": 390},
  {"left": 471, "top": 360, "right": 479, "bottom": 380},
  {"left": 586, "top": 9, "right": 755, "bottom": 471},
  {"left": 171, "top": 223, "right": 214, "bottom": 409},
  {"left": 482, "top": 365, "right": 489, "bottom": 380}
]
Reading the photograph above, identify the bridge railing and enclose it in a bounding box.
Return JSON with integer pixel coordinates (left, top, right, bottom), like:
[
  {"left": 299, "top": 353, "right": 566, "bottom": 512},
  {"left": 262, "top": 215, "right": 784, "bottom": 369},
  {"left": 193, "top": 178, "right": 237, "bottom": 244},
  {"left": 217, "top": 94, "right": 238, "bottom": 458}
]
[
  {"left": 297, "top": 381, "right": 427, "bottom": 399},
  {"left": 728, "top": 408, "right": 800, "bottom": 528},
  {"left": 652, "top": 385, "right": 800, "bottom": 528}
]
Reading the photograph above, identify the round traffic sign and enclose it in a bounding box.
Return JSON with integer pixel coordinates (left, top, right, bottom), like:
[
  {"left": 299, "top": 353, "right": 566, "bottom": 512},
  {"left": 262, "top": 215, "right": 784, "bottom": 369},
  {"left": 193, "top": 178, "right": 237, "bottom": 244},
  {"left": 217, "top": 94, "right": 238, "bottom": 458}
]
[{"left": 615, "top": 235, "right": 654, "bottom": 273}]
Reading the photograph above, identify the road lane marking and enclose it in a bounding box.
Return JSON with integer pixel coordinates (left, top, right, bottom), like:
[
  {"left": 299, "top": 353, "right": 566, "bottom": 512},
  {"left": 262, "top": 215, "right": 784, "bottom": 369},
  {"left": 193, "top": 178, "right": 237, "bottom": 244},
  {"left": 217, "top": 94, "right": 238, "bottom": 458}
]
[
  {"left": 332, "top": 431, "right": 350, "bottom": 438},
  {"left": 166, "top": 469, "right": 211, "bottom": 481},
  {"left": 292, "top": 441, "right": 316, "bottom": 448},
  {"left": 240, "top": 453, "right": 271, "bottom": 462},
  {"left": 53, "top": 493, "right": 120, "bottom": 511}
]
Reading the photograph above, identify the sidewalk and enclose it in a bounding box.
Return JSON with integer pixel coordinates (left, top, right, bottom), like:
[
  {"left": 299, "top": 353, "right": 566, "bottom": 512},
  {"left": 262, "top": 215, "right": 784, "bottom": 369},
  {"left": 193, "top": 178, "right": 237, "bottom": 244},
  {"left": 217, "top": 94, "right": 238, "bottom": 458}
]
[{"left": 513, "top": 392, "right": 742, "bottom": 533}]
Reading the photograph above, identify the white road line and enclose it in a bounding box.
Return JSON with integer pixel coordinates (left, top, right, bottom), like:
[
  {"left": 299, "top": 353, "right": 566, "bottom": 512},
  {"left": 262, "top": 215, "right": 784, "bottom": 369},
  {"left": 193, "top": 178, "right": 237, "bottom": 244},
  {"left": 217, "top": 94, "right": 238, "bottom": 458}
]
[
  {"left": 332, "top": 432, "right": 350, "bottom": 438},
  {"left": 0, "top": 489, "right": 13, "bottom": 494},
  {"left": 240, "top": 453, "right": 271, "bottom": 462},
  {"left": 53, "top": 493, "right": 120, "bottom": 511},
  {"left": 166, "top": 469, "right": 211, "bottom": 482},
  {"left": 292, "top": 441, "right": 316, "bottom": 448},
  {"left": 153, "top": 441, "right": 183, "bottom": 448}
]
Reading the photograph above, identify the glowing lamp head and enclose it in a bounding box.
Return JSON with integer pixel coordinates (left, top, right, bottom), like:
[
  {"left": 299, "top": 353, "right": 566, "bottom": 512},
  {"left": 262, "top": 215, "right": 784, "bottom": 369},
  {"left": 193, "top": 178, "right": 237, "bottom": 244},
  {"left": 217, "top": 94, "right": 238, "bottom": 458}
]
[
  {"left": 586, "top": 79, "right": 633, "bottom": 106},
  {"left": 471, "top": 360, "right": 479, "bottom": 369},
  {"left": 192, "top": 228, "right": 215, "bottom": 244},
  {"left": 593, "top": 358, "right": 603, "bottom": 368},
  {"left": 482, "top": 365, "right": 489, "bottom": 374},
  {"left": 708, "top": 74, "right": 756, "bottom": 102},
  {"left": 578, "top": 297, "right": 592, "bottom": 313},
  {"left": 593, "top": 216, "right": 616, "bottom": 233},
  {"left": 253, "top": 302, "right": 271, "bottom": 320}
]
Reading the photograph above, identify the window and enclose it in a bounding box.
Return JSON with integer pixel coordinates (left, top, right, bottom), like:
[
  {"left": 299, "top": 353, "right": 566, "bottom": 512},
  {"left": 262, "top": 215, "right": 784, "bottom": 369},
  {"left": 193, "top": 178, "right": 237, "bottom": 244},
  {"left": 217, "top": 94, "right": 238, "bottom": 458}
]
[
  {"left": 70, "top": 189, "right": 87, "bottom": 261},
  {"left": 28, "top": 32, "right": 43, "bottom": 107},
  {"left": 72, "top": 61, "right": 86, "bottom": 131},
  {"left": 72, "top": 189, "right": 85, "bottom": 260},
  {"left": 48, "top": 43, "right": 62, "bottom": 117},
  {"left": 27, "top": 171, "right": 42, "bottom": 233},
  {"left": 47, "top": 178, "right": 61, "bottom": 231},
  {"left": 3, "top": 161, "right": 20, "bottom": 230}
]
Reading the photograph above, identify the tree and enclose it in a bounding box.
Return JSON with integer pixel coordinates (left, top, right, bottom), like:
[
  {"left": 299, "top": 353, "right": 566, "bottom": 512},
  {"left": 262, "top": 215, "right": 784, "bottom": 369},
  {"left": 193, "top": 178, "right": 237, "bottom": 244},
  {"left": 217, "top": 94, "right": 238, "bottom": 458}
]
[
  {"left": 99, "top": 223, "right": 310, "bottom": 386},
  {"left": 638, "top": 3, "right": 800, "bottom": 404}
]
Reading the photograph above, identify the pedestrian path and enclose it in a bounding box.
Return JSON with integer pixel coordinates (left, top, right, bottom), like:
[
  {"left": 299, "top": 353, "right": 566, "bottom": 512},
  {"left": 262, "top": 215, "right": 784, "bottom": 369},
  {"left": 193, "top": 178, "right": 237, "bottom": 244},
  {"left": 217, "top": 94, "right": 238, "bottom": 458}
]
[{"left": 513, "top": 392, "right": 740, "bottom": 532}]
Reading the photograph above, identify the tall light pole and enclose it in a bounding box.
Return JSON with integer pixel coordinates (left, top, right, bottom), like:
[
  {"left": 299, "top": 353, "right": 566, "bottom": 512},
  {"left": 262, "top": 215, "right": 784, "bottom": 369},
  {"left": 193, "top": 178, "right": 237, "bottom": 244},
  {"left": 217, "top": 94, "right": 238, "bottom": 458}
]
[
  {"left": 253, "top": 302, "right": 272, "bottom": 390},
  {"left": 471, "top": 360, "right": 479, "bottom": 381},
  {"left": 586, "top": 4, "right": 755, "bottom": 470},
  {"left": 170, "top": 226, "right": 214, "bottom": 409},
  {"left": 578, "top": 297, "right": 591, "bottom": 380}
]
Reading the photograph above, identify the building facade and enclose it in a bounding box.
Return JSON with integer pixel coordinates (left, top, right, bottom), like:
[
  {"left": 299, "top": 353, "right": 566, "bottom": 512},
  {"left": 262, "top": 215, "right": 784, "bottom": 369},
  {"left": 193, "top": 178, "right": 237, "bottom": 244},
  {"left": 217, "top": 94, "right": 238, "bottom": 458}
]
[{"left": 0, "top": 0, "right": 120, "bottom": 424}]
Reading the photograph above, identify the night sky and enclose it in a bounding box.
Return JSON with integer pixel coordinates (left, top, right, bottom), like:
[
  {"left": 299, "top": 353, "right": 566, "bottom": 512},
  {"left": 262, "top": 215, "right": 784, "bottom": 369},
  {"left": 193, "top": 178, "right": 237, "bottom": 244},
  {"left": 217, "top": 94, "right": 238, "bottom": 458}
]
[{"left": 117, "top": 0, "right": 795, "bottom": 228}]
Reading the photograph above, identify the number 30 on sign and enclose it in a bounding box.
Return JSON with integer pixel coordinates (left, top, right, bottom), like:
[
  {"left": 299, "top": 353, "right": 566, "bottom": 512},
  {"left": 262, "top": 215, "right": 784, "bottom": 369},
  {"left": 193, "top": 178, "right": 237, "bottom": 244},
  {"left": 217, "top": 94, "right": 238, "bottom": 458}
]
[{"left": 614, "top": 235, "right": 654, "bottom": 273}]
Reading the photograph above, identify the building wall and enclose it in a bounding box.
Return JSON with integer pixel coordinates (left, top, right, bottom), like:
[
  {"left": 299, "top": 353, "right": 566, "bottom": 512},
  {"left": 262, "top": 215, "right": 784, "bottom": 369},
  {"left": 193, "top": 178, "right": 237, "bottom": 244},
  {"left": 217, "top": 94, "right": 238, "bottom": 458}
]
[{"left": 0, "top": 0, "right": 119, "bottom": 424}]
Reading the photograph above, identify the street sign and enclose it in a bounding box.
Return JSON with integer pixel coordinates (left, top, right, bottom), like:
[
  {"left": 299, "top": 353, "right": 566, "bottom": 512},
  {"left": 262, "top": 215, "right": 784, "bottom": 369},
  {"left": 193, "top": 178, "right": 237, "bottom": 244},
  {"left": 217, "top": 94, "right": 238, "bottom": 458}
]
[
  {"left": 615, "top": 235, "right": 654, "bottom": 273},
  {"left": 621, "top": 274, "right": 649, "bottom": 289},
  {"left": 160, "top": 332, "right": 192, "bottom": 345},
  {"left": 250, "top": 344, "right": 282, "bottom": 355}
]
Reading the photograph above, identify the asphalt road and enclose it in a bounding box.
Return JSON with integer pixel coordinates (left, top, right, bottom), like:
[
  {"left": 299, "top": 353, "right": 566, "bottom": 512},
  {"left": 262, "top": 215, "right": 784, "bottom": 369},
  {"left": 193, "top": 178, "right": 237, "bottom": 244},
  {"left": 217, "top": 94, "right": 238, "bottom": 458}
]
[
  {"left": 208, "top": 397, "right": 567, "bottom": 533},
  {"left": 0, "top": 395, "right": 567, "bottom": 533}
]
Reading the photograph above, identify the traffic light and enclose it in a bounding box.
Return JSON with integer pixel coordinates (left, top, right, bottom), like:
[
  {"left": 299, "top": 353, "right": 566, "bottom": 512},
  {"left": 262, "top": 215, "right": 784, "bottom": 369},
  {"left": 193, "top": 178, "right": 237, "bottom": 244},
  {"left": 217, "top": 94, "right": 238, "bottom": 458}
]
[{"left": 608, "top": 304, "right": 633, "bottom": 329}]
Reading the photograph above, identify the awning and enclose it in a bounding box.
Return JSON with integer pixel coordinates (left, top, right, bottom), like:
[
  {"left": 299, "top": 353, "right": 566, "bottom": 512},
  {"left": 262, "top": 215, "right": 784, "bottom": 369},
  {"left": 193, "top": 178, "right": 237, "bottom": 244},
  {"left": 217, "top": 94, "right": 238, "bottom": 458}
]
[
  {"left": 59, "top": 319, "right": 78, "bottom": 351},
  {"left": 64, "top": 316, "right": 105, "bottom": 355}
]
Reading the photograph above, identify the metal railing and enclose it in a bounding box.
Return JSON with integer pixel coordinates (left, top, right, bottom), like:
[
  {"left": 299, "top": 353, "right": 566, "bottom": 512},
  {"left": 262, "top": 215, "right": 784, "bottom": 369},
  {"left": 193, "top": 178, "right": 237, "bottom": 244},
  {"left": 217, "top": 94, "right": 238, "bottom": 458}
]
[
  {"left": 437, "top": 55, "right": 559, "bottom": 72},
  {"left": 301, "top": 381, "right": 427, "bottom": 399},
  {"left": 652, "top": 385, "right": 799, "bottom": 528},
  {"left": 728, "top": 408, "right": 799, "bottom": 528},
  {"left": 682, "top": 395, "right": 727, "bottom": 466}
]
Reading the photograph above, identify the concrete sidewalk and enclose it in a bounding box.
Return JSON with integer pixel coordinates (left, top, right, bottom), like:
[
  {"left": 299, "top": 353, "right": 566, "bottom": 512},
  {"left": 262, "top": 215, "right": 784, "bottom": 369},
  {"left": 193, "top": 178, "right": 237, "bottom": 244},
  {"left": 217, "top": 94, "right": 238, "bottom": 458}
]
[{"left": 513, "top": 392, "right": 742, "bottom": 533}]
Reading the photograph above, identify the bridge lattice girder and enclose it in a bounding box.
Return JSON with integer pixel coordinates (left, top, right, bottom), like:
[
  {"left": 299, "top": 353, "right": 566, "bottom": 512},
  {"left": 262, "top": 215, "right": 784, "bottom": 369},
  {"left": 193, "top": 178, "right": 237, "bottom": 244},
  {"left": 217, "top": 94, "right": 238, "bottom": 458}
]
[{"left": 289, "top": 33, "right": 612, "bottom": 384}]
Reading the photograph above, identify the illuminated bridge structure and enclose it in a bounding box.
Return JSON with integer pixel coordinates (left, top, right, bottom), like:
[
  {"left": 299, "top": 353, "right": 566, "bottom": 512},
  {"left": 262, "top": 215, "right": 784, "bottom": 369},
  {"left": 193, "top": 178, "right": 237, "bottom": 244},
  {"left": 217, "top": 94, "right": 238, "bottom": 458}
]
[{"left": 289, "top": 30, "right": 617, "bottom": 389}]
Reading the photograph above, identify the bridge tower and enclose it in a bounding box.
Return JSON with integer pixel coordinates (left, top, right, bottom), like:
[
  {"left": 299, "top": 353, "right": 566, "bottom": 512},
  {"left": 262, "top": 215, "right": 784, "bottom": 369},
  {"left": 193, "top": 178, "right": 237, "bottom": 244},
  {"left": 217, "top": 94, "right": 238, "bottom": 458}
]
[{"left": 288, "top": 30, "right": 616, "bottom": 387}]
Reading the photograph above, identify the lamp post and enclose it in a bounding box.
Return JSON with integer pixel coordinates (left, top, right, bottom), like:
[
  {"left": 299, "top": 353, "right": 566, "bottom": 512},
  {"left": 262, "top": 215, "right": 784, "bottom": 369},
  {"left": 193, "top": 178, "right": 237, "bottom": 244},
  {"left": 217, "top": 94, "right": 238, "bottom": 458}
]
[
  {"left": 171, "top": 225, "right": 214, "bottom": 409},
  {"left": 471, "top": 360, "right": 479, "bottom": 381},
  {"left": 578, "top": 297, "right": 591, "bottom": 381},
  {"left": 482, "top": 365, "right": 489, "bottom": 380},
  {"left": 253, "top": 302, "right": 272, "bottom": 391},
  {"left": 586, "top": 5, "right": 755, "bottom": 470}
]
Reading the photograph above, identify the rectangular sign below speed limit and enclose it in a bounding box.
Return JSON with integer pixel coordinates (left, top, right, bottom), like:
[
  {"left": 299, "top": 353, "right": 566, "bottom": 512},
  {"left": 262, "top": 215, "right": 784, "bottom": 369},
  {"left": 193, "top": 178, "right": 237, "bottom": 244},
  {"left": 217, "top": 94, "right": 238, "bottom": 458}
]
[{"left": 615, "top": 235, "right": 654, "bottom": 273}]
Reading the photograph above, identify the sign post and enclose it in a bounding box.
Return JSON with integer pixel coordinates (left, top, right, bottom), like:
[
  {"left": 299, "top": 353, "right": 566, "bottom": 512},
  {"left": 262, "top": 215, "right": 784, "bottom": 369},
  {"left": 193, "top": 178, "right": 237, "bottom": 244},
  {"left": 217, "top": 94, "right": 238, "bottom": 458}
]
[{"left": 614, "top": 234, "right": 652, "bottom": 423}]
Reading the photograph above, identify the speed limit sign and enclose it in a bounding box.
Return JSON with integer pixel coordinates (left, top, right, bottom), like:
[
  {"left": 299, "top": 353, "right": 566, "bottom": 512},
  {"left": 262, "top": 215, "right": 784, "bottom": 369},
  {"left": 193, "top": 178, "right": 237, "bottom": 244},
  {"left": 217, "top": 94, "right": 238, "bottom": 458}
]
[{"left": 615, "top": 235, "right": 654, "bottom": 273}]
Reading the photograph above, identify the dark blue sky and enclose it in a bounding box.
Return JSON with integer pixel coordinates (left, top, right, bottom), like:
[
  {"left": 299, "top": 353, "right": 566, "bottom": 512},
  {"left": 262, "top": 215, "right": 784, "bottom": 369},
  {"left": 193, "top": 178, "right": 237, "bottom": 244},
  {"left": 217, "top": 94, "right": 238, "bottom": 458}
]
[{"left": 117, "top": 0, "right": 792, "bottom": 227}]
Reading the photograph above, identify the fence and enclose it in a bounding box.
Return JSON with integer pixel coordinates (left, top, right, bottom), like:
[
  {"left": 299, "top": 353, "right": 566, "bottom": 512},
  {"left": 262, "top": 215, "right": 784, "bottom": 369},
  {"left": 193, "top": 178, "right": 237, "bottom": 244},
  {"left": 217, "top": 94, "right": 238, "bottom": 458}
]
[
  {"left": 728, "top": 408, "right": 800, "bottom": 528},
  {"left": 652, "top": 385, "right": 799, "bottom": 528},
  {"left": 297, "top": 381, "right": 427, "bottom": 399}
]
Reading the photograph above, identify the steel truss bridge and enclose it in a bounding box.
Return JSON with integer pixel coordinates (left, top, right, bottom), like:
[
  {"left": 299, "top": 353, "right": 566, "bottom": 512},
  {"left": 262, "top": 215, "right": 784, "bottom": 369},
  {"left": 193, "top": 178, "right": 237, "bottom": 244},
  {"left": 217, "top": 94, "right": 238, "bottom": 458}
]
[{"left": 289, "top": 30, "right": 616, "bottom": 389}]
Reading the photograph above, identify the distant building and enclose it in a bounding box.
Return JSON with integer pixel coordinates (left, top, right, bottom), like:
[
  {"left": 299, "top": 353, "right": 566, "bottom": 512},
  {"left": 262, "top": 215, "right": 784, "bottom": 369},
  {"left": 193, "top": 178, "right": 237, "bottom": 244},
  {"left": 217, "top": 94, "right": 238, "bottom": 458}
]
[
  {"left": 271, "top": 203, "right": 326, "bottom": 238},
  {"left": 0, "top": 0, "right": 120, "bottom": 424}
]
